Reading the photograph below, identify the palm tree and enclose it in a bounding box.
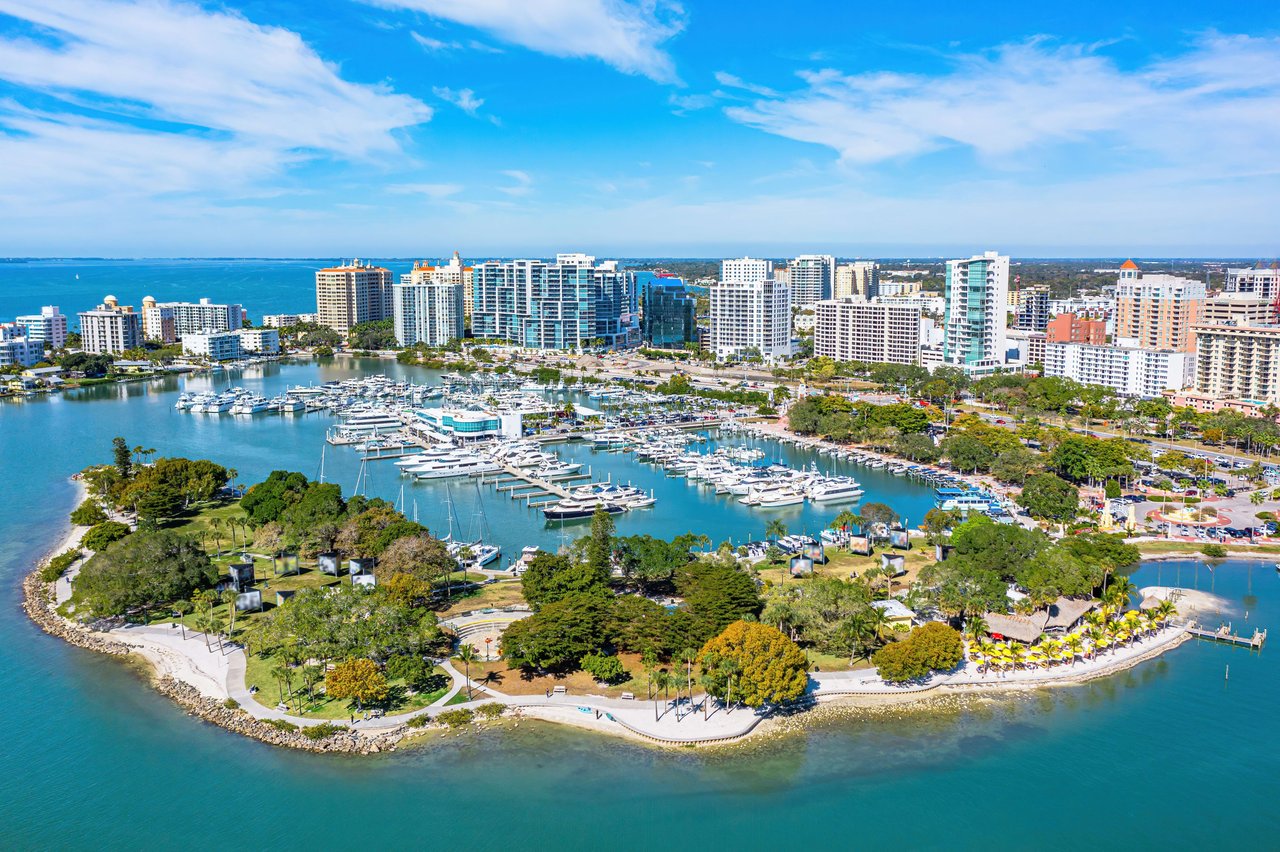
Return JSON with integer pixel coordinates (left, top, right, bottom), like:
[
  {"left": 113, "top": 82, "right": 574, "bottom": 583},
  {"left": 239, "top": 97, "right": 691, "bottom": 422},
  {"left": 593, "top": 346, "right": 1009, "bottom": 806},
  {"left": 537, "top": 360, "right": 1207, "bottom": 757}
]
[
  {"left": 221, "top": 588, "right": 239, "bottom": 641},
  {"left": 1063, "top": 633, "right": 1085, "bottom": 665},
  {"left": 652, "top": 669, "right": 674, "bottom": 721},
  {"left": 1155, "top": 599, "right": 1178, "bottom": 627},
  {"left": 1105, "top": 576, "right": 1137, "bottom": 611},
  {"left": 270, "top": 664, "right": 295, "bottom": 707},
  {"left": 864, "top": 604, "right": 894, "bottom": 645},
  {"left": 1004, "top": 642, "right": 1026, "bottom": 671},
  {"left": 209, "top": 517, "right": 223, "bottom": 555},
  {"left": 830, "top": 509, "right": 859, "bottom": 534},
  {"left": 1085, "top": 626, "right": 1107, "bottom": 659},
  {"left": 457, "top": 643, "right": 476, "bottom": 700},
  {"left": 765, "top": 519, "right": 787, "bottom": 542}
]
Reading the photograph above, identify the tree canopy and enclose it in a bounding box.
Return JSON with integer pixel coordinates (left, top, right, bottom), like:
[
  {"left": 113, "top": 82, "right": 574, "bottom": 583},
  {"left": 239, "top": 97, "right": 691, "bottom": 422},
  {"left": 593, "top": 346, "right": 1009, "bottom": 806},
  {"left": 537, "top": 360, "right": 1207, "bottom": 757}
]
[
  {"left": 698, "top": 621, "right": 809, "bottom": 707},
  {"left": 75, "top": 529, "right": 216, "bottom": 617}
]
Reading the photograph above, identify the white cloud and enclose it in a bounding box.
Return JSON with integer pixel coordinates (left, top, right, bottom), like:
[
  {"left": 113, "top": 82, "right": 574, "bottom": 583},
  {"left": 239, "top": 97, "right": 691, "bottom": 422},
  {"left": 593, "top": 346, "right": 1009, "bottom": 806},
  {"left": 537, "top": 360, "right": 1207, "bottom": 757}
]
[
  {"left": 372, "top": 0, "right": 685, "bottom": 83},
  {"left": 433, "top": 86, "right": 485, "bottom": 115},
  {"left": 0, "top": 0, "right": 432, "bottom": 215},
  {"left": 721, "top": 34, "right": 1280, "bottom": 175},
  {"left": 498, "top": 169, "right": 533, "bottom": 196},
  {"left": 713, "top": 71, "right": 778, "bottom": 98},
  {"left": 412, "top": 31, "right": 461, "bottom": 51},
  {"left": 668, "top": 92, "right": 714, "bottom": 114},
  {"left": 387, "top": 182, "right": 465, "bottom": 198}
]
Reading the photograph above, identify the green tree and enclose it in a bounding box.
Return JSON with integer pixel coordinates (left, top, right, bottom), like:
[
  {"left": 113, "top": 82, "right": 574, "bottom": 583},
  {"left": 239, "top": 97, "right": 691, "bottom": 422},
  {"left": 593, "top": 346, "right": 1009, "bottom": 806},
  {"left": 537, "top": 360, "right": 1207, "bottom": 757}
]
[
  {"left": 873, "top": 622, "right": 963, "bottom": 682},
  {"left": 521, "top": 552, "right": 609, "bottom": 608},
  {"left": 83, "top": 520, "right": 131, "bottom": 552},
  {"left": 580, "top": 652, "right": 629, "bottom": 684},
  {"left": 675, "top": 562, "right": 762, "bottom": 640},
  {"left": 585, "top": 506, "right": 616, "bottom": 577},
  {"left": 112, "top": 436, "right": 132, "bottom": 480},
  {"left": 1018, "top": 473, "right": 1080, "bottom": 523},
  {"left": 70, "top": 500, "right": 108, "bottom": 526},
  {"left": 502, "top": 592, "right": 611, "bottom": 672},
  {"left": 698, "top": 621, "right": 808, "bottom": 707},
  {"left": 75, "top": 529, "right": 216, "bottom": 618}
]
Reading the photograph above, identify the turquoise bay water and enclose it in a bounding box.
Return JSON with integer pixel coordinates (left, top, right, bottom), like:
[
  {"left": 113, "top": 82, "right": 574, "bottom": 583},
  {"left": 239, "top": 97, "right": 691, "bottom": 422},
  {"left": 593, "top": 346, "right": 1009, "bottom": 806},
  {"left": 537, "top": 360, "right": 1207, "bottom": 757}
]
[{"left": 0, "top": 340, "right": 1277, "bottom": 846}]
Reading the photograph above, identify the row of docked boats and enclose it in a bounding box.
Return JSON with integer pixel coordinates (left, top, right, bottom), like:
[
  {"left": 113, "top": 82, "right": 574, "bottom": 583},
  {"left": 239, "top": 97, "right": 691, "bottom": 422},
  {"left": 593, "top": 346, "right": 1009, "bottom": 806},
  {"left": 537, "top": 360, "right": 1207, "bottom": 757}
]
[
  {"left": 541, "top": 483, "right": 656, "bottom": 521},
  {"left": 174, "top": 389, "right": 306, "bottom": 414}
]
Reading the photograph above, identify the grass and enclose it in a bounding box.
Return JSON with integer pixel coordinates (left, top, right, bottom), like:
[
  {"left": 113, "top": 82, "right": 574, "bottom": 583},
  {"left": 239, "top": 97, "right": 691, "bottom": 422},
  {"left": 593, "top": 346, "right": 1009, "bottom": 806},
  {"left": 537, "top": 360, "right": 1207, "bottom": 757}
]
[
  {"left": 439, "top": 579, "right": 527, "bottom": 616},
  {"left": 242, "top": 655, "right": 452, "bottom": 720},
  {"left": 804, "top": 650, "right": 872, "bottom": 673},
  {"left": 1137, "top": 540, "right": 1280, "bottom": 555},
  {"left": 754, "top": 544, "right": 936, "bottom": 592}
]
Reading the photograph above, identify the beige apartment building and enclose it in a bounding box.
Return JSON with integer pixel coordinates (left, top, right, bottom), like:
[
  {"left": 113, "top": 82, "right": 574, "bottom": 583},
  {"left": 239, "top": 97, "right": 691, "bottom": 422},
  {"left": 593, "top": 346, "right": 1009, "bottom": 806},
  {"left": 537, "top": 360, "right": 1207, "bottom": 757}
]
[
  {"left": 813, "top": 298, "right": 921, "bottom": 365},
  {"left": 1192, "top": 323, "right": 1280, "bottom": 406},
  {"left": 315, "top": 260, "right": 394, "bottom": 336},
  {"left": 1113, "top": 260, "right": 1204, "bottom": 352},
  {"left": 78, "top": 296, "right": 142, "bottom": 355}
]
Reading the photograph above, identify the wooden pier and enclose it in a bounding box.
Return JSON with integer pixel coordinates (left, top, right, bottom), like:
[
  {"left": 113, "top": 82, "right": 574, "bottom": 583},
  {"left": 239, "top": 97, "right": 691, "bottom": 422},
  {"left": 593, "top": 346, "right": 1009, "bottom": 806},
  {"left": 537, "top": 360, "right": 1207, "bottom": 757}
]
[
  {"left": 479, "top": 464, "right": 614, "bottom": 505},
  {"left": 1187, "top": 622, "right": 1267, "bottom": 649}
]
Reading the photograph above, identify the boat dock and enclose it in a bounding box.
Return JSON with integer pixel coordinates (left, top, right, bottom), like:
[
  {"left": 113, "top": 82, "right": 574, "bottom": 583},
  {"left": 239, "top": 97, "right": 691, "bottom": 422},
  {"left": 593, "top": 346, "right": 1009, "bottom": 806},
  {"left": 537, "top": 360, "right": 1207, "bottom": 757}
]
[
  {"left": 480, "top": 465, "right": 614, "bottom": 507},
  {"left": 1187, "top": 622, "right": 1267, "bottom": 649}
]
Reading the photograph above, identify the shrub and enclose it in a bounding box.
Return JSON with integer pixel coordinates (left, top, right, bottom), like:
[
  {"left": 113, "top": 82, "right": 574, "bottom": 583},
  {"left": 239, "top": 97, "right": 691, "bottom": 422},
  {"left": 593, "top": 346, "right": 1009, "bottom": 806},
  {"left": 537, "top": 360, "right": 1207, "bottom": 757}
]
[
  {"left": 873, "top": 622, "right": 964, "bottom": 683},
  {"left": 222, "top": 698, "right": 240, "bottom": 710},
  {"left": 436, "top": 709, "right": 475, "bottom": 728},
  {"left": 404, "top": 714, "right": 432, "bottom": 729},
  {"left": 475, "top": 703, "right": 505, "bottom": 720},
  {"left": 580, "top": 651, "right": 628, "bottom": 684},
  {"left": 265, "top": 718, "right": 297, "bottom": 732},
  {"left": 70, "top": 500, "right": 108, "bottom": 526},
  {"left": 39, "top": 548, "right": 81, "bottom": 583},
  {"left": 1104, "top": 480, "right": 1121, "bottom": 499},
  {"left": 1201, "top": 543, "right": 1228, "bottom": 559},
  {"left": 301, "top": 722, "right": 344, "bottom": 740},
  {"left": 83, "top": 521, "right": 131, "bottom": 552}
]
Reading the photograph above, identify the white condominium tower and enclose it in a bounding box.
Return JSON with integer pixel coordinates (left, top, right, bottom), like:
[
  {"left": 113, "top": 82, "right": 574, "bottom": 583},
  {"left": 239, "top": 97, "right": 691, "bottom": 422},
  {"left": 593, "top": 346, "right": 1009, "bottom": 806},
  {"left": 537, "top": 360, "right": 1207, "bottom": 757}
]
[
  {"left": 141, "top": 296, "right": 243, "bottom": 343},
  {"left": 814, "top": 298, "right": 921, "bottom": 365},
  {"left": 943, "top": 251, "right": 1009, "bottom": 373},
  {"left": 407, "top": 252, "right": 475, "bottom": 317},
  {"left": 710, "top": 258, "right": 791, "bottom": 361},
  {"left": 315, "top": 260, "right": 394, "bottom": 336},
  {"left": 788, "top": 254, "right": 835, "bottom": 308},
  {"left": 721, "top": 256, "right": 774, "bottom": 284},
  {"left": 393, "top": 275, "right": 465, "bottom": 348},
  {"left": 14, "top": 306, "right": 68, "bottom": 350}
]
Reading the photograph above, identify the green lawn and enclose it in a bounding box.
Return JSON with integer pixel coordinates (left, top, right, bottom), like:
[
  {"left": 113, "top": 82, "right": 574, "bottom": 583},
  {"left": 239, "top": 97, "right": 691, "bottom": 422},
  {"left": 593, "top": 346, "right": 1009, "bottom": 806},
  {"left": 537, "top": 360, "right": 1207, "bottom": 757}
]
[{"left": 242, "top": 653, "right": 451, "bottom": 719}]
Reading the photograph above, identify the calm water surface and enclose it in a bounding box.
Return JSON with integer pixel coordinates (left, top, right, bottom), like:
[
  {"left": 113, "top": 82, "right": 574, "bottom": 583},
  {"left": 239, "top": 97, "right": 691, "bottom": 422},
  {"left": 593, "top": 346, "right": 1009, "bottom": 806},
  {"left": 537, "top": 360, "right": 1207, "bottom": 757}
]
[{"left": 2, "top": 360, "right": 1278, "bottom": 849}]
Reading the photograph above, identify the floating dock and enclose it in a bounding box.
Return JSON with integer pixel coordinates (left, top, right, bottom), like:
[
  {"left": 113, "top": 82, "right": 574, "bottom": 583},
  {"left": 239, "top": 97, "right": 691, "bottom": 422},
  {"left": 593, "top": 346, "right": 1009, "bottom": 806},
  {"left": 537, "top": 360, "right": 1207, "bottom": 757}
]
[{"left": 1187, "top": 622, "right": 1267, "bottom": 649}]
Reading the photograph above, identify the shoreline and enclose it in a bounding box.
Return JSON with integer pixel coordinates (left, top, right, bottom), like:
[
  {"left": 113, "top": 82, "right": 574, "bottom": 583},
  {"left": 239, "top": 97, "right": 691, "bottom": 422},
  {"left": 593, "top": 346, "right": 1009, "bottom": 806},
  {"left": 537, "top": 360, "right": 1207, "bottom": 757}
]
[{"left": 22, "top": 480, "right": 1219, "bottom": 755}]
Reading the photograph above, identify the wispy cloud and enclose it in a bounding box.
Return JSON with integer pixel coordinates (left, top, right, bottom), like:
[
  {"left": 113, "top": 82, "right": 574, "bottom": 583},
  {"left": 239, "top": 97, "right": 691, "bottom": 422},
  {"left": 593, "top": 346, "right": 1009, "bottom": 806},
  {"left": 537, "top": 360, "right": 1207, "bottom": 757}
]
[
  {"left": 433, "top": 86, "right": 484, "bottom": 115},
  {"left": 498, "top": 169, "right": 533, "bottom": 196},
  {"left": 0, "top": 0, "right": 432, "bottom": 207},
  {"left": 668, "top": 92, "right": 714, "bottom": 115},
  {"left": 372, "top": 0, "right": 685, "bottom": 83},
  {"left": 721, "top": 34, "right": 1280, "bottom": 177},
  {"left": 387, "top": 182, "right": 465, "bottom": 198}
]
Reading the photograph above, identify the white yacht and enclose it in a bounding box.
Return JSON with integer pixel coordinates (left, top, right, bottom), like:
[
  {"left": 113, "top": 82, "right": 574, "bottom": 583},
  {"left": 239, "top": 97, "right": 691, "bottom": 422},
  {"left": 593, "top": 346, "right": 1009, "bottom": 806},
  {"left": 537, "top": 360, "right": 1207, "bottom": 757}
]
[
  {"left": 414, "top": 456, "right": 501, "bottom": 480},
  {"left": 341, "top": 408, "right": 403, "bottom": 433},
  {"left": 807, "top": 477, "right": 864, "bottom": 503}
]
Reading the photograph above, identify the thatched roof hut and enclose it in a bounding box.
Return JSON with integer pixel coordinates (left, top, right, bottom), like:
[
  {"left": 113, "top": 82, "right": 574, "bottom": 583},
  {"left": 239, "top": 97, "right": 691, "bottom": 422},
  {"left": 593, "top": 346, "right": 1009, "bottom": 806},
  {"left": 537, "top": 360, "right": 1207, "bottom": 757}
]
[
  {"left": 1044, "top": 597, "right": 1095, "bottom": 631},
  {"left": 985, "top": 612, "right": 1048, "bottom": 644},
  {"left": 1138, "top": 595, "right": 1163, "bottom": 611}
]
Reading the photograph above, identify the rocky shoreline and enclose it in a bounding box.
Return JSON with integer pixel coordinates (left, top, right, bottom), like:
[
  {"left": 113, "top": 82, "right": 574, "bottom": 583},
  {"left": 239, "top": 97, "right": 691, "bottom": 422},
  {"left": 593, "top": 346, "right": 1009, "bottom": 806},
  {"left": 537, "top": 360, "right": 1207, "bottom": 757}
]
[{"left": 22, "top": 555, "right": 416, "bottom": 755}]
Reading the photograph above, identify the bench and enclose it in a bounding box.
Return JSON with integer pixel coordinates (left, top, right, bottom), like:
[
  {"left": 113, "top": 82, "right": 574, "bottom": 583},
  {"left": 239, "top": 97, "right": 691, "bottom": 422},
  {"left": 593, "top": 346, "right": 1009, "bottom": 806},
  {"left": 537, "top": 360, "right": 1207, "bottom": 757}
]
[
  {"left": 552, "top": 685, "right": 566, "bottom": 695},
  {"left": 620, "top": 692, "right": 635, "bottom": 700}
]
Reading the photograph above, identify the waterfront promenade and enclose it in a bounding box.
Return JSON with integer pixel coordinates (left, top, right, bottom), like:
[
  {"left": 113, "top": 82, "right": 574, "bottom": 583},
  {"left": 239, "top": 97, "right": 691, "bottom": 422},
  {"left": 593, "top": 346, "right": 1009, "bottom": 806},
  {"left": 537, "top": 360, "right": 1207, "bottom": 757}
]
[{"left": 102, "top": 618, "right": 1193, "bottom": 748}]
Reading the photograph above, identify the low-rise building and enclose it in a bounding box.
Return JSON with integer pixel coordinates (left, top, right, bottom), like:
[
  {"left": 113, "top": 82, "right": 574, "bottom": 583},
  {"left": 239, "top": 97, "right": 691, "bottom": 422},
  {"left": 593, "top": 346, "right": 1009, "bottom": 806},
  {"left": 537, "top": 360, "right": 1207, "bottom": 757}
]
[
  {"left": 1046, "top": 312, "right": 1107, "bottom": 345},
  {"left": 1163, "top": 390, "right": 1279, "bottom": 419},
  {"left": 1044, "top": 341, "right": 1192, "bottom": 398},
  {"left": 235, "top": 328, "right": 280, "bottom": 355},
  {"left": 1201, "top": 294, "right": 1275, "bottom": 327},
  {"left": 813, "top": 298, "right": 921, "bottom": 365},
  {"left": 261, "top": 313, "right": 319, "bottom": 328},
  {"left": 1005, "top": 329, "right": 1046, "bottom": 366},
  {"left": 410, "top": 408, "right": 523, "bottom": 441},
  {"left": 181, "top": 330, "right": 242, "bottom": 361}
]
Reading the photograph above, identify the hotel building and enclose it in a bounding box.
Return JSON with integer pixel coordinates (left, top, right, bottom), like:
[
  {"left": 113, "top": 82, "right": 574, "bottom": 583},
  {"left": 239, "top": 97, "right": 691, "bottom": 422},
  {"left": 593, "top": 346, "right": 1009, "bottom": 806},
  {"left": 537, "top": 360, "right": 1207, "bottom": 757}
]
[{"left": 709, "top": 260, "right": 791, "bottom": 361}]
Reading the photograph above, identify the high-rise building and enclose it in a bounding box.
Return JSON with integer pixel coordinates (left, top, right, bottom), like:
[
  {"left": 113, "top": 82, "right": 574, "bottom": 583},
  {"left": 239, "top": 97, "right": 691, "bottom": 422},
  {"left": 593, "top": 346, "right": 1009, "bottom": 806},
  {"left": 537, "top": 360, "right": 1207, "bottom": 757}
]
[
  {"left": 1114, "top": 260, "right": 1204, "bottom": 352},
  {"left": 315, "top": 260, "right": 394, "bottom": 336},
  {"left": 78, "top": 296, "right": 142, "bottom": 354},
  {"left": 943, "top": 251, "right": 1009, "bottom": 373},
  {"left": 788, "top": 254, "right": 835, "bottom": 308},
  {"left": 15, "top": 306, "right": 68, "bottom": 350},
  {"left": 1201, "top": 294, "right": 1275, "bottom": 327},
  {"left": 833, "top": 261, "right": 880, "bottom": 299},
  {"left": 393, "top": 277, "right": 464, "bottom": 348},
  {"left": 709, "top": 276, "right": 790, "bottom": 361},
  {"left": 1191, "top": 323, "right": 1280, "bottom": 405},
  {"left": 471, "top": 253, "right": 638, "bottom": 350},
  {"left": 141, "top": 296, "right": 242, "bottom": 341},
  {"left": 0, "top": 323, "right": 42, "bottom": 367},
  {"left": 1044, "top": 341, "right": 1192, "bottom": 398},
  {"left": 813, "top": 298, "right": 921, "bottom": 365},
  {"left": 406, "top": 252, "right": 475, "bottom": 318},
  {"left": 642, "top": 277, "right": 697, "bottom": 348},
  {"left": 721, "top": 257, "right": 774, "bottom": 284},
  {"left": 1016, "top": 288, "right": 1050, "bottom": 332},
  {"left": 1046, "top": 313, "right": 1107, "bottom": 345},
  {"left": 1224, "top": 262, "right": 1280, "bottom": 301}
]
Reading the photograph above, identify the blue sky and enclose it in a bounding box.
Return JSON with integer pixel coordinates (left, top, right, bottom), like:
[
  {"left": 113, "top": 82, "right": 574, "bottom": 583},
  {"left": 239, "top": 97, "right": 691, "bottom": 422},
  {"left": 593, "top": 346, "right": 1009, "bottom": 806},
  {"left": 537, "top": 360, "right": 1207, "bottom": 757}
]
[{"left": 0, "top": 0, "right": 1278, "bottom": 257}]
